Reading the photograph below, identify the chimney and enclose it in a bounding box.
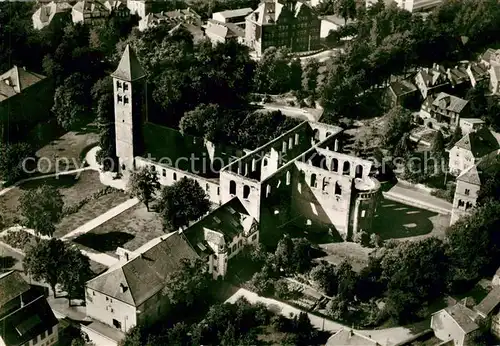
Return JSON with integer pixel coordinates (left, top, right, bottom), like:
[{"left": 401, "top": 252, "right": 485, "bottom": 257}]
[{"left": 120, "top": 283, "right": 128, "bottom": 293}]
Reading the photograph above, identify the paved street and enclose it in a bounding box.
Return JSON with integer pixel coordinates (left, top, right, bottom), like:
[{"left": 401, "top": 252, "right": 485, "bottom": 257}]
[{"left": 384, "top": 182, "right": 452, "bottom": 215}]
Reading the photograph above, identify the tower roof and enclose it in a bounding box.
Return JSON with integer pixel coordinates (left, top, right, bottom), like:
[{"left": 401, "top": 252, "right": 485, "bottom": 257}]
[{"left": 111, "top": 45, "right": 146, "bottom": 82}]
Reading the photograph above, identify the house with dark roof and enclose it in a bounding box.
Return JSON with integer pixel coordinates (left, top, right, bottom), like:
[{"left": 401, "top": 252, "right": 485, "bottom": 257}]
[
  {"left": 32, "top": 1, "right": 72, "bottom": 30},
  {"left": 0, "top": 66, "right": 54, "bottom": 143},
  {"left": 480, "top": 48, "right": 500, "bottom": 67},
  {"left": 245, "top": 0, "right": 321, "bottom": 56},
  {"left": 85, "top": 232, "right": 199, "bottom": 333},
  {"left": 449, "top": 127, "right": 499, "bottom": 176},
  {"left": 420, "top": 92, "right": 469, "bottom": 130},
  {"left": 183, "top": 197, "right": 258, "bottom": 277},
  {"left": 466, "top": 62, "right": 489, "bottom": 88},
  {"left": 385, "top": 79, "right": 418, "bottom": 108},
  {"left": 0, "top": 271, "right": 59, "bottom": 346},
  {"left": 138, "top": 8, "right": 202, "bottom": 32},
  {"left": 414, "top": 64, "right": 450, "bottom": 99},
  {"left": 446, "top": 64, "right": 471, "bottom": 93}
]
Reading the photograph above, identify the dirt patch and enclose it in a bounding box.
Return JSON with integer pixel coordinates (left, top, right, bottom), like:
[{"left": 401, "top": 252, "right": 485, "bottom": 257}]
[{"left": 74, "top": 203, "right": 165, "bottom": 256}]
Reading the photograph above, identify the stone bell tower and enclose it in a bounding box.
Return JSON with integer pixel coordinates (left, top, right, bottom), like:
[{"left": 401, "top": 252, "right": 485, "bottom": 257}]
[{"left": 111, "top": 44, "right": 147, "bottom": 174}]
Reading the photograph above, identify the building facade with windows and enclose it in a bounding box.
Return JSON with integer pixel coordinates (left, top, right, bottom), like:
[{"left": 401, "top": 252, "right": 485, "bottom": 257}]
[
  {"left": 0, "top": 271, "right": 59, "bottom": 346},
  {"left": 245, "top": 0, "right": 321, "bottom": 56}
]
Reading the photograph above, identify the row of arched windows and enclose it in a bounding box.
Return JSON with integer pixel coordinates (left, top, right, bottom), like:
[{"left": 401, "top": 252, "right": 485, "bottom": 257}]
[{"left": 309, "top": 173, "right": 342, "bottom": 195}]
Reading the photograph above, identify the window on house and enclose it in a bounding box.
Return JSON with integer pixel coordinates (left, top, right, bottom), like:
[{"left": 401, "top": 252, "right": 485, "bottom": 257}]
[
  {"left": 252, "top": 234, "right": 257, "bottom": 241},
  {"left": 151, "top": 165, "right": 155, "bottom": 171},
  {"left": 465, "top": 189, "right": 470, "bottom": 196},
  {"left": 117, "top": 95, "right": 122, "bottom": 103},
  {"left": 361, "top": 210, "right": 366, "bottom": 218},
  {"left": 162, "top": 169, "right": 166, "bottom": 177},
  {"left": 123, "top": 83, "right": 128, "bottom": 91},
  {"left": 116, "top": 81, "right": 122, "bottom": 89},
  {"left": 106, "top": 297, "right": 109, "bottom": 301},
  {"left": 124, "top": 96, "right": 129, "bottom": 104},
  {"left": 173, "top": 172, "right": 177, "bottom": 180}
]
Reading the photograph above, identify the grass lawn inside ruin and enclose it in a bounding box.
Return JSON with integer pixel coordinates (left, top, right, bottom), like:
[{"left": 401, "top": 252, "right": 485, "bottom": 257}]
[
  {"left": 0, "top": 170, "right": 129, "bottom": 238},
  {"left": 73, "top": 203, "right": 165, "bottom": 256}
]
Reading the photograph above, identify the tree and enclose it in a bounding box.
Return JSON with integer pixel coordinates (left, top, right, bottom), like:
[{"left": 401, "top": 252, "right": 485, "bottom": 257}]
[
  {"left": 23, "top": 238, "right": 66, "bottom": 297},
  {"left": 20, "top": 185, "right": 64, "bottom": 237},
  {"left": 254, "top": 47, "right": 291, "bottom": 94},
  {"left": 59, "top": 246, "right": 93, "bottom": 306},
  {"left": 290, "top": 58, "right": 303, "bottom": 92},
  {"left": 310, "top": 262, "right": 337, "bottom": 296},
  {"left": 164, "top": 258, "right": 211, "bottom": 309},
  {"left": 291, "top": 238, "right": 313, "bottom": 273},
  {"left": 466, "top": 80, "right": 489, "bottom": 118},
  {"left": 446, "top": 201, "right": 500, "bottom": 288},
  {"left": 303, "top": 58, "right": 320, "bottom": 99},
  {"left": 159, "top": 177, "right": 210, "bottom": 231},
  {"left": 336, "top": 261, "right": 358, "bottom": 301},
  {"left": 431, "top": 130, "right": 445, "bottom": 160},
  {"left": 179, "top": 103, "right": 222, "bottom": 141},
  {"left": 52, "top": 73, "right": 91, "bottom": 130},
  {"left": 274, "top": 235, "right": 294, "bottom": 272},
  {"left": 383, "top": 106, "right": 413, "bottom": 154},
  {"left": 449, "top": 125, "right": 463, "bottom": 147},
  {"left": 127, "top": 166, "right": 160, "bottom": 211},
  {"left": 334, "top": 0, "right": 357, "bottom": 24},
  {"left": 96, "top": 92, "right": 117, "bottom": 171},
  {"left": 0, "top": 142, "right": 34, "bottom": 183}
]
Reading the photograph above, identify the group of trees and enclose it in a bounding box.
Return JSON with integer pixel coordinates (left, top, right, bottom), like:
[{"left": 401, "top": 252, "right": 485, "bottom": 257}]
[
  {"left": 23, "top": 238, "right": 93, "bottom": 305},
  {"left": 308, "top": 199, "right": 500, "bottom": 325},
  {"left": 128, "top": 168, "right": 210, "bottom": 231},
  {"left": 320, "top": 0, "right": 500, "bottom": 123},
  {"left": 122, "top": 297, "right": 320, "bottom": 346},
  {"left": 20, "top": 185, "right": 64, "bottom": 237}
]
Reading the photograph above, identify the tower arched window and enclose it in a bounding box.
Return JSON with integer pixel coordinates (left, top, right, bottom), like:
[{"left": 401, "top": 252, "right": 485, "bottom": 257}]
[
  {"left": 229, "top": 180, "right": 236, "bottom": 195},
  {"left": 243, "top": 185, "right": 250, "bottom": 199},
  {"left": 310, "top": 173, "right": 317, "bottom": 187},
  {"left": 331, "top": 158, "right": 338, "bottom": 172},
  {"left": 286, "top": 171, "right": 291, "bottom": 185},
  {"left": 173, "top": 172, "right": 177, "bottom": 181},
  {"left": 343, "top": 161, "right": 350, "bottom": 175},
  {"left": 335, "top": 182, "right": 342, "bottom": 195},
  {"left": 355, "top": 165, "right": 363, "bottom": 179}
]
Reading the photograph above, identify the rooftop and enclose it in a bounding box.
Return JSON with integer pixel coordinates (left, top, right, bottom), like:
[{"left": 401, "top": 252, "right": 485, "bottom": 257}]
[
  {"left": 326, "top": 328, "right": 380, "bottom": 346},
  {"left": 443, "top": 303, "right": 479, "bottom": 333},
  {"left": 206, "top": 19, "right": 245, "bottom": 38},
  {"left": 454, "top": 127, "right": 499, "bottom": 158},
  {"left": 432, "top": 92, "right": 469, "bottom": 114},
  {"left": 111, "top": 45, "right": 146, "bottom": 82},
  {"left": 389, "top": 79, "right": 418, "bottom": 97},
  {"left": 475, "top": 286, "right": 500, "bottom": 317},
  {"left": 0, "top": 271, "right": 30, "bottom": 308},
  {"left": 213, "top": 7, "right": 253, "bottom": 19},
  {"left": 86, "top": 232, "right": 199, "bottom": 306},
  {"left": 0, "top": 66, "right": 46, "bottom": 102}
]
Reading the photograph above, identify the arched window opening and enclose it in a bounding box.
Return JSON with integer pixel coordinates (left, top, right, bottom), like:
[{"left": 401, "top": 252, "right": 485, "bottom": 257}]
[
  {"left": 266, "top": 184, "right": 271, "bottom": 197},
  {"left": 289, "top": 137, "right": 293, "bottom": 149},
  {"left": 251, "top": 159, "right": 256, "bottom": 171},
  {"left": 458, "top": 200, "right": 465, "bottom": 207},
  {"left": 313, "top": 129, "right": 320, "bottom": 141},
  {"left": 295, "top": 133, "right": 300, "bottom": 145},
  {"left": 173, "top": 172, "right": 177, "bottom": 181},
  {"left": 310, "top": 173, "right": 317, "bottom": 187},
  {"left": 286, "top": 171, "right": 291, "bottom": 185},
  {"left": 326, "top": 132, "right": 332, "bottom": 137},
  {"left": 322, "top": 177, "right": 328, "bottom": 191},
  {"left": 263, "top": 158, "right": 268, "bottom": 167},
  {"left": 243, "top": 185, "right": 250, "bottom": 199},
  {"left": 282, "top": 141, "right": 287, "bottom": 153},
  {"left": 331, "top": 158, "right": 339, "bottom": 172},
  {"left": 335, "top": 182, "right": 342, "bottom": 195},
  {"left": 206, "top": 183, "right": 210, "bottom": 192},
  {"left": 355, "top": 165, "right": 363, "bottom": 179},
  {"left": 229, "top": 180, "right": 236, "bottom": 195},
  {"left": 343, "top": 161, "right": 350, "bottom": 175}
]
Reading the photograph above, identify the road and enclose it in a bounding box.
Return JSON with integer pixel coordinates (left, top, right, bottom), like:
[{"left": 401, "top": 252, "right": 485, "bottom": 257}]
[
  {"left": 258, "top": 103, "right": 323, "bottom": 122},
  {"left": 384, "top": 182, "right": 452, "bottom": 215}
]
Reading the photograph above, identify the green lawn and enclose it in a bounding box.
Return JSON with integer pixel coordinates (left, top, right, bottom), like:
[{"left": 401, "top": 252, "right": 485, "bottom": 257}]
[{"left": 73, "top": 203, "right": 165, "bottom": 255}]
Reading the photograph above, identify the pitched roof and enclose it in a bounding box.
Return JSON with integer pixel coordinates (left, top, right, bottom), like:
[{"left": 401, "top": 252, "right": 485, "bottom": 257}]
[
  {"left": 247, "top": 0, "right": 312, "bottom": 25},
  {"left": 184, "top": 198, "right": 255, "bottom": 256},
  {"left": 443, "top": 303, "right": 479, "bottom": 333},
  {"left": 33, "top": 1, "right": 71, "bottom": 25},
  {"left": 454, "top": 128, "right": 499, "bottom": 158},
  {"left": 72, "top": 0, "right": 109, "bottom": 14},
  {"left": 111, "top": 45, "right": 146, "bottom": 82},
  {"left": 213, "top": 7, "right": 253, "bottom": 19},
  {"left": 468, "top": 62, "right": 488, "bottom": 79},
  {"left": 418, "top": 66, "right": 448, "bottom": 88},
  {"left": 0, "top": 271, "right": 30, "bottom": 308},
  {"left": 86, "top": 232, "right": 199, "bottom": 306},
  {"left": 491, "top": 65, "right": 500, "bottom": 81},
  {"left": 475, "top": 286, "right": 500, "bottom": 317},
  {"left": 0, "top": 66, "right": 46, "bottom": 102},
  {"left": 326, "top": 328, "right": 380, "bottom": 346},
  {"left": 457, "top": 164, "right": 481, "bottom": 185},
  {"left": 0, "top": 295, "right": 58, "bottom": 346},
  {"left": 206, "top": 19, "right": 244, "bottom": 39},
  {"left": 447, "top": 65, "right": 470, "bottom": 86},
  {"left": 389, "top": 79, "right": 417, "bottom": 97},
  {"left": 432, "top": 92, "right": 468, "bottom": 114}
]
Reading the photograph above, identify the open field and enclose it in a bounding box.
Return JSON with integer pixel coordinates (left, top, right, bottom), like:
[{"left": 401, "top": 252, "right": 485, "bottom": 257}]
[
  {"left": 374, "top": 198, "right": 450, "bottom": 241},
  {"left": 35, "top": 124, "right": 99, "bottom": 173},
  {"left": 73, "top": 203, "right": 164, "bottom": 255},
  {"left": 0, "top": 170, "right": 129, "bottom": 238}
]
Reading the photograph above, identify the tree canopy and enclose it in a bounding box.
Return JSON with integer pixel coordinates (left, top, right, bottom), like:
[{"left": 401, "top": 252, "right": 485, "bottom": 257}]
[{"left": 127, "top": 166, "right": 160, "bottom": 211}]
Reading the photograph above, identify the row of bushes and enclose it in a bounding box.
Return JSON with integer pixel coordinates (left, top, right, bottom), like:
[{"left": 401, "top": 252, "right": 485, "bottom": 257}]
[{"left": 1, "top": 229, "right": 36, "bottom": 251}]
